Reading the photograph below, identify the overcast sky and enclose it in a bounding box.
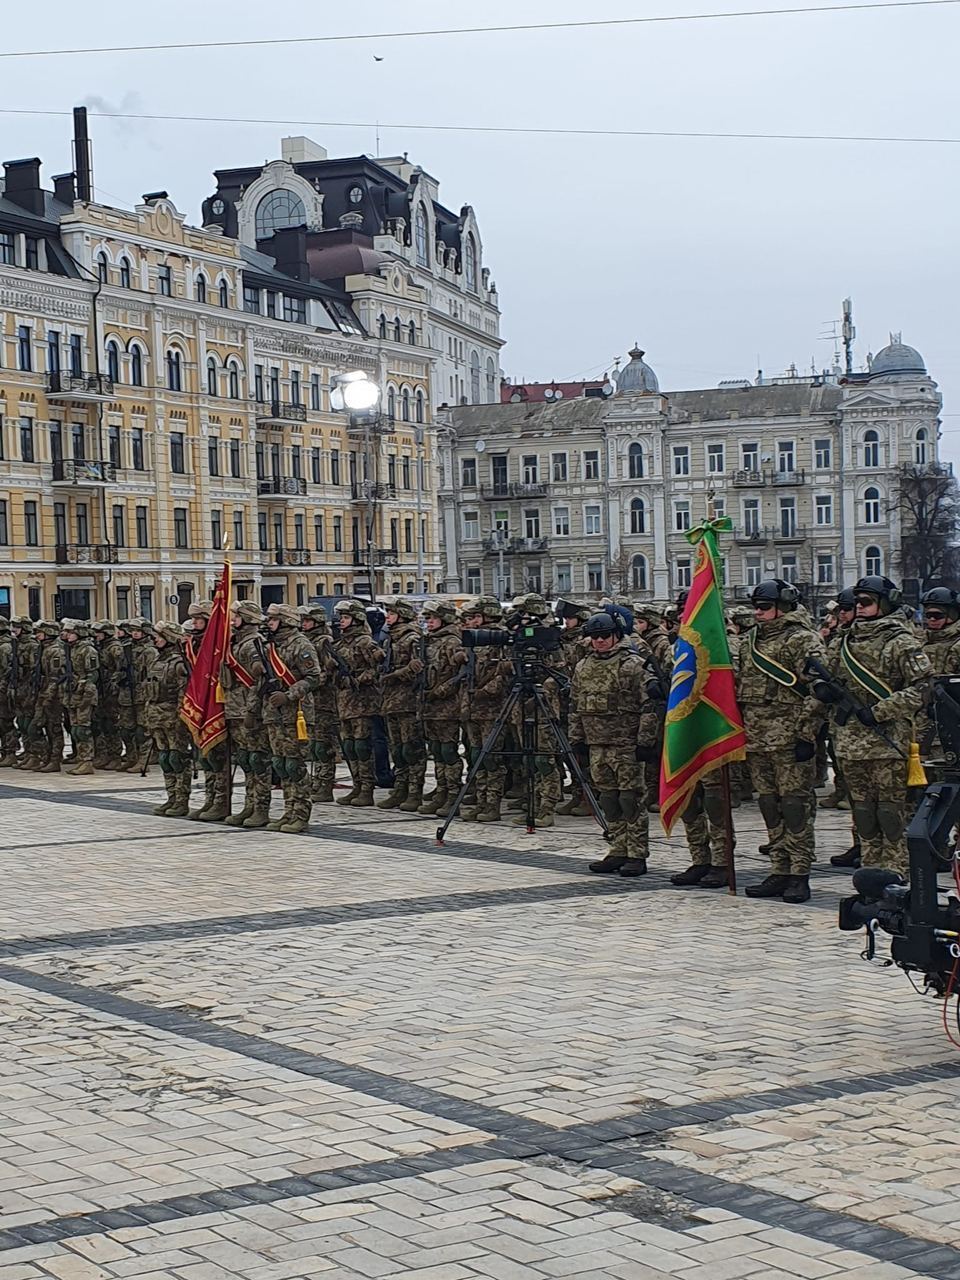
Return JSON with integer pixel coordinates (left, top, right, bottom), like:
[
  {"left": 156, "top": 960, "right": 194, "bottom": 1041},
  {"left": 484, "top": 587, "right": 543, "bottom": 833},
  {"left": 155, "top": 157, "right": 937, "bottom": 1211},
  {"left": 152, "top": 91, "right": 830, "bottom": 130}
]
[{"left": 3, "top": 0, "right": 957, "bottom": 454}]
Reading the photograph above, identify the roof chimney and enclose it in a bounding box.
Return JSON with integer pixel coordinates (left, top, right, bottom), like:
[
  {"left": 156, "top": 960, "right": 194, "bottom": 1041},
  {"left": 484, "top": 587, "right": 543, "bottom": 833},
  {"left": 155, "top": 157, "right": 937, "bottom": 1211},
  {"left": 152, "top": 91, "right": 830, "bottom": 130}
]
[
  {"left": 72, "top": 106, "right": 93, "bottom": 202},
  {"left": 3, "top": 158, "right": 45, "bottom": 216},
  {"left": 142, "top": 191, "right": 169, "bottom": 204},
  {"left": 52, "top": 172, "right": 77, "bottom": 206}
]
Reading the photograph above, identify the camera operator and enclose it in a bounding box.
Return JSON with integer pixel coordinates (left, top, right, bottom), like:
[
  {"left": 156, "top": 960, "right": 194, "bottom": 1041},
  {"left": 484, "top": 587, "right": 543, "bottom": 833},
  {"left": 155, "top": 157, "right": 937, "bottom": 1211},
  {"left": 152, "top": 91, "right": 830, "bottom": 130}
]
[
  {"left": 457, "top": 596, "right": 511, "bottom": 822},
  {"left": 570, "top": 610, "right": 660, "bottom": 877}
]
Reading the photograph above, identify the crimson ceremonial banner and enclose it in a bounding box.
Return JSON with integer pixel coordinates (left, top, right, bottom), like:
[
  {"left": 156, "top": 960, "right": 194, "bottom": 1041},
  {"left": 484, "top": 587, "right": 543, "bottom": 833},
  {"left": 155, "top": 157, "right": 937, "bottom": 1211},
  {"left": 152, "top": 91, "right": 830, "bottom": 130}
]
[
  {"left": 179, "top": 560, "right": 232, "bottom": 755},
  {"left": 659, "top": 519, "right": 747, "bottom": 834}
]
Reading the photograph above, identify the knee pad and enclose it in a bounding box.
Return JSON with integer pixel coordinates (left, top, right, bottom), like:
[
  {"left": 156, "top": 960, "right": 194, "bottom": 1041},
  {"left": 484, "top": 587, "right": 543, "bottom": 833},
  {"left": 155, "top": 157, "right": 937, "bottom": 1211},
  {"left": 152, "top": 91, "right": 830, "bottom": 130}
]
[
  {"left": 429, "top": 739, "right": 444, "bottom": 762},
  {"left": 168, "top": 750, "right": 189, "bottom": 773},
  {"left": 404, "top": 740, "right": 426, "bottom": 765},
  {"left": 535, "top": 754, "right": 554, "bottom": 777},
  {"left": 315, "top": 741, "right": 335, "bottom": 764},
  {"left": 250, "top": 751, "right": 271, "bottom": 775},
  {"left": 852, "top": 802, "right": 879, "bottom": 840},
  {"left": 781, "top": 793, "right": 809, "bottom": 835},
  {"left": 73, "top": 724, "right": 91, "bottom": 743},
  {"left": 158, "top": 749, "right": 171, "bottom": 773},
  {"left": 287, "top": 757, "right": 306, "bottom": 782},
  {"left": 440, "top": 741, "right": 460, "bottom": 765},
  {"left": 877, "top": 802, "right": 904, "bottom": 842},
  {"left": 757, "top": 793, "right": 782, "bottom": 830},
  {"left": 355, "top": 737, "right": 372, "bottom": 762},
  {"left": 618, "top": 789, "right": 639, "bottom": 823},
  {"left": 469, "top": 745, "right": 483, "bottom": 767},
  {"left": 234, "top": 748, "right": 250, "bottom": 772},
  {"left": 599, "top": 790, "right": 621, "bottom": 823},
  {"left": 341, "top": 738, "right": 356, "bottom": 760},
  {"left": 271, "top": 754, "right": 285, "bottom": 777}
]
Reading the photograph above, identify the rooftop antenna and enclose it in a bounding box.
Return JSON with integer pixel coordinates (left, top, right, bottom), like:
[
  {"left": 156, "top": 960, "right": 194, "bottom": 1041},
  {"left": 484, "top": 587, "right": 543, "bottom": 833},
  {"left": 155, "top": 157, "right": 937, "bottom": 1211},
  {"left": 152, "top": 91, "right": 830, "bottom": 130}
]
[
  {"left": 375, "top": 120, "right": 380, "bottom": 154},
  {"left": 842, "top": 297, "right": 855, "bottom": 376}
]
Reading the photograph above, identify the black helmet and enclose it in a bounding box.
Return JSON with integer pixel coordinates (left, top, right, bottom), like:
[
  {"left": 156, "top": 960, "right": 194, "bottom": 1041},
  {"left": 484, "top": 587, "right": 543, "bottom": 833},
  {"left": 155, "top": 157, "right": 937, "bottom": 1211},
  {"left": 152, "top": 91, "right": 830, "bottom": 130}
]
[
  {"left": 751, "top": 579, "right": 799, "bottom": 612},
  {"left": 583, "top": 612, "right": 618, "bottom": 639},
  {"left": 921, "top": 586, "right": 960, "bottom": 620},
  {"left": 854, "top": 575, "right": 902, "bottom": 615},
  {"left": 837, "top": 587, "right": 857, "bottom": 611}
]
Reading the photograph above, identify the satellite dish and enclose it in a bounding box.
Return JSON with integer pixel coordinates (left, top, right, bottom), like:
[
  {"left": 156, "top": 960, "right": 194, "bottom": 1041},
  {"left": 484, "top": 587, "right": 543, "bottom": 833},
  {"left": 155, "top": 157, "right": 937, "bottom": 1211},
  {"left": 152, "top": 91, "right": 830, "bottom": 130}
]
[
  {"left": 602, "top": 381, "right": 616, "bottom": 397},
  {"left": 554, "top": 389, "right": 564, "bottom": 399},
  {"left": 510, "top": 392, "right": 522, "bottom": 402},
  {"left": 543, "top": 388, "right": 555, "bottom": 400},
  {"left": 475, "top": 439, "right": 486, "bottom": 453}
]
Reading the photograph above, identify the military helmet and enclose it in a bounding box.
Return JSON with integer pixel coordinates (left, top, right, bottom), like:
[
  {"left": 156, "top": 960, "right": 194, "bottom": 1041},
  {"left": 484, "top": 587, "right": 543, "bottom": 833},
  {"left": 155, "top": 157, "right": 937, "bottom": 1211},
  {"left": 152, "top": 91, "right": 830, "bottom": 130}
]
[
  {"left": 0, "top": 615, "right": 9, "bottom": 631},
  {"left": 91, "top": 619, "right": 116, "bottom": 636},
  {"left": 730, "top": 606, "right": 756, "bottom": 630},
  {"left": 11, "top": 616, "right": 33, "bottom": 630},
  {"left": 473, "top": 595, "right": 504, "bottom": 622},
  {"left": 383, "top": 596, "right": 417, "bottom": 622},
  {"left": 266, "top": 602, "right": 301, "bottom": 627},
  {"left": 61, "top": 617, "right": 90, "bottom": 637},
  {"left": 233, "top": 600, "right": 265, "bottom": 626},
  {"left": 422, "top": 598, "right": 458, "bottom": 625},
  {"left": 36, "top": 620, "right": 61, "bottom": 636},
  {"left": 837, "top": 587, "right": 857, "bottom": 611},
  {"left": 188, "top": 600, "right": 213, "bottom": 620},
  {"left": 333, "top": 598, "right": 370, "bottom": 626},
  {"left": 854, "top": 575, "right": 902, "bottom": 615},
  {"left": 751, "top": 579, "right": 800, "bottom": 612},
  {"left": 634, "top": 604, "right": 664, "bottom": 627},
  {"left": 921, "top": 586, "right": 960, "bottom": 620},
  {"left": 510, "top": 593, "right": 549, "bottom": 620},
  {"left": 582, "top": 611, "right": 618, "bottom": 639},
  {"left": 120, "top": 616, "right": 154, "bottom": 635},
  {"left": 301, "top": 604, "right": 330, "bottom": 628},
  {"left": 154, "top": 620, "right": 185, "bottom": 645}
]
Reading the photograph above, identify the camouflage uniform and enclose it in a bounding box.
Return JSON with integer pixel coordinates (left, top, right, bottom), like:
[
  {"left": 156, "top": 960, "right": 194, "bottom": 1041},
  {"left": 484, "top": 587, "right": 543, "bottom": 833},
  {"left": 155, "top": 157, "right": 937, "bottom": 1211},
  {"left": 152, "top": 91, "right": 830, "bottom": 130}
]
[
  {"left": 459, "top": 596, "right": 511, "bottom": 822},
  {"left": 145, "top": 621, "right": 194, "bottom": 817},
  {"left": 417, "top": 600, "right": 467, "bottom": 818},
  {"left": 91, "top": 622, "right": 125, "bottom": 768},
  {"left": 263, "top": 602, "right": 320, "bottom": 832},
  {"left": 60, "top": 619, "right": 100, "bottom": 775},
  {"left": 829, "top": 614, "right": 931, "bottom": 876},
  {"left": 724, "top": 607, "right": 756, "bottom": 802},
  {"left": 11, "top": 619, "right": 39, "bottom": 769},
  {"left": 185, "top": 601, "right": 231, "bottom": 820},
  {"left": 299, "top": 605, "right": 341, "bottom": 805},
  {"left": 223, "top": 602, "right": 271, "bottom": 829},
  {"left": 556, "top": 606, "right": 593, "bottom": 817},
  {"left": 507, "top": 594, "right": 564, "bottom": 828},
  {"left": 30, "top": 622, "right": 66, "bottom": 771},
  {"left": 376, "top": 597, "right": 427, "bottom": 812},
  {"left": 569, "top": 628, "right": 660, "bottom": 874},
  {"left": 917, "top": 617, "right": 960, "bottom": 755},
  {"left": 332, "top": 599, "right": 384, "bottom": 808},
  {"left": 117, "top": 618, "right": 157, "bottom": 773},
  {"left": 0, "top": 617, "right": 15, "bottom": 764},
  {"left": 633, "top": 605, "right": 673, "bottom": 810},
  {"left": 737, "top": 608, "right": 825, "bottom": 888}
]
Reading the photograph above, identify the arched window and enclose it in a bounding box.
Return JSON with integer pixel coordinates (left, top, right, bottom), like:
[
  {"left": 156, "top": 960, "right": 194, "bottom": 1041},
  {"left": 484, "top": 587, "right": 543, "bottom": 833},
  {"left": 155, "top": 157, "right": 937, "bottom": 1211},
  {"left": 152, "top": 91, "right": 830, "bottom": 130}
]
[
  {"left": 255, "top": 189, "right": 307, "bottom": 240},
  {"left": 206, "top": 357, "right": 218, "bottom": 396},
  {"left": 864, "top": 485, "right": 881, "bottom": 524},
  {"left": 218, "top": 279, "right": 229, "bottom": 308},
  {"left": 387, "top": 386, "right": 396, "bottom": 420},
  {"left": 106, "top": 340, "right": 120, "bottom": 384},
  {"left": 630, "top": 497, "right": 646, "bottom": 534},
  {"left": 228, "top": 362, "right": 240, "bottom": 399},
  {"left": 119, "top": 257, "right": 131, "bottom": 289},
  {"left": 130, "top": 344, "right": 143, "bottom": 386},
  {"left": 916, "top": 428, "right": 928, "bottom": 465},
  {"left": 96, "top": 251, "right": 108, "bottom": 284},
  {"left": 415, "top": 389, "right": 424, "bottom": 424},
  {"left": 470, "top": 350, "right": 481, "bottom": 403},
  {"left": 863, "top": 429, "right": 880, "bottom": 467},
  {"left": 464, "top": 234, "right": 477, "bottom": 289},
  {"left": 378, "top": 313, "right": 387, "bottom": 339},
  {"left": 486, "top": 357, "right": 496, "bottom": 403},
  {"left": 865, "top": 545, "right": 883, "bottom": 576},
  {"left": 415, "top": 204, "right": 429, "bottom": 266},
  {"left": 628, "top": 442, "right": 644, "bottom": 479},
  {"left": 166, "top": 349, "right": 183, "bottom": 392},
  {"left": 195, "top": 273, "right": 207, "bottom": 304},
  {"left": 401, "top": 388, "right": 411, "bottom": 422},
  {"left": 632, "top": 554, "right": 648, "bottom": 591},
  {"left": 408, "top": 320, "right": 417, "bottom": 346},
  {"left": 393, "top": 317, "right": 402, "bottom": 343}
]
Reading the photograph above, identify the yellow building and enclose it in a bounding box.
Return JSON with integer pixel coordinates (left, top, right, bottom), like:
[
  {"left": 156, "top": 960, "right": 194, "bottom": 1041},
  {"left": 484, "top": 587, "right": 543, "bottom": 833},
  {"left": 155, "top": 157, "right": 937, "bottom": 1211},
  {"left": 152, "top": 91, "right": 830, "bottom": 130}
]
[{"left": 0, "top": 162, "right": 439, "bottom": 622}]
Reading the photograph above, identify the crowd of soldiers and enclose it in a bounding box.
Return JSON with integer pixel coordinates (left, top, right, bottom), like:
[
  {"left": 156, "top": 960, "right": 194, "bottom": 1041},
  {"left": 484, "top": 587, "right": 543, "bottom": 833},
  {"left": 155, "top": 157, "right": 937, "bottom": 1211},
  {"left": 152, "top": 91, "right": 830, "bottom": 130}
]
[{"left": 0, "top": 571, "right": 948, "bottom": 904}]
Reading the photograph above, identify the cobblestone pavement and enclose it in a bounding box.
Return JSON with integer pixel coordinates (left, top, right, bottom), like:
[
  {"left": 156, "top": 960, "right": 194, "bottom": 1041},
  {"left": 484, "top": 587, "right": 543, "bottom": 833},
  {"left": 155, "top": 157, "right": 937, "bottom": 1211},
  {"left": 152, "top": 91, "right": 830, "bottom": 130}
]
[{"left": 1, "top": 768, "right": 959, "bottom": 1280}]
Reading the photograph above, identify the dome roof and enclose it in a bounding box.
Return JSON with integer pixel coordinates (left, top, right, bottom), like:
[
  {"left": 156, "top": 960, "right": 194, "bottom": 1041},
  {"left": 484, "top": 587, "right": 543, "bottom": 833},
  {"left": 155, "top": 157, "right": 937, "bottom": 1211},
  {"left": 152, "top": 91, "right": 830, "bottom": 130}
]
[
  {"left": 616, "top": 345, "right": 660, "bottom": 394},
  {"left": 870, "top": 335, "right": 926, "bottom": 379}
]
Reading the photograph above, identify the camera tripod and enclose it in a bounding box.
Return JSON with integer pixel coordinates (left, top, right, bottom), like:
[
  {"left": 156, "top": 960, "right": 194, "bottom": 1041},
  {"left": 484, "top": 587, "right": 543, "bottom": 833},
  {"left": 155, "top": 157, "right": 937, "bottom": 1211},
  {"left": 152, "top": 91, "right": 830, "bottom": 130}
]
[{"left": 435, "top": 655, "right": 608, "bottom": 844}]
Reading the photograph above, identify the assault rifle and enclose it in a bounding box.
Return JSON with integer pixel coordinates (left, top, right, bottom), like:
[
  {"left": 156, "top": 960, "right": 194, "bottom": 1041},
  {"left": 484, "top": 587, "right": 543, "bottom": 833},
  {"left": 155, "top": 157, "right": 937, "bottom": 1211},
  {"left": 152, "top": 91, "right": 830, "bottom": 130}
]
[{"left": 805, "top": 655, "right": 907, "bottom": 760}]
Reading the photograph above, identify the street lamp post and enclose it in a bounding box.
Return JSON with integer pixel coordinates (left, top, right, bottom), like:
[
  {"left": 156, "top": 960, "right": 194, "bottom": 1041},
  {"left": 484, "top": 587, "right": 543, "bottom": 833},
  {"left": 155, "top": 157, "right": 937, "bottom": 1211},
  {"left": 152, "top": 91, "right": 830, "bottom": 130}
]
[
  {"left": 333, "top": 372, "right": 381, "bottom": 602},
  {"left": 414, "top": 425, "right": 425, "bottom": 593}
]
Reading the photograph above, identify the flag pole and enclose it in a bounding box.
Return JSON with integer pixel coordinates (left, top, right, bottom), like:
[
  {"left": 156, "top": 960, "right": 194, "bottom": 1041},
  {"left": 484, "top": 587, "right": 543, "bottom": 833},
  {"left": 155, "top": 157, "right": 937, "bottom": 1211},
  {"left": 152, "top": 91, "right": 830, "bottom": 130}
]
[{"left": 705, "top": 492, "right": 737, "bottom": 896}]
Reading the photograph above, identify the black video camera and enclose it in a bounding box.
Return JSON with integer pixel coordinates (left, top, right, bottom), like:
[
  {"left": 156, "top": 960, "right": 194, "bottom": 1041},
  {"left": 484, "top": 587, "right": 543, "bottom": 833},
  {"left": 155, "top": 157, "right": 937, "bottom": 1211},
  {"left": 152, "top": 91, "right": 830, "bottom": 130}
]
[{"left": 463, "top": 623, "right": 562, "bottom": 655}]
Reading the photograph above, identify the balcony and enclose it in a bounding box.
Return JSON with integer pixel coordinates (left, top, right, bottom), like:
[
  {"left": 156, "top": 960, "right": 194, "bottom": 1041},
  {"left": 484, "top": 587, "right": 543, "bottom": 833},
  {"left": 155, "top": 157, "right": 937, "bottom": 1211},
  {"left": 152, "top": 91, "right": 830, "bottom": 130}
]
[
  {"left": 258, "top": 476, "right": 307, "bottom": 498},
  {"left": 351, "top": 481, "right": 397, "bottom": 501},
  {"left": 377, "top": 550, "right": 400, "bottom": 567},
  {"left": 734, "top": 527, "right": 769, "bottom": 544},
  {"left": 55, "top": 543, "right": 119, "bottom": 565},
  {"left": 483, "top": 535, "right": 549, "bottom": 555},
  {"left": 254, "top": 399, "right": 307, "bottom": 428},
  {"left": 275, "top": 548, "right": 311, "bottom": 566},
  {"left": 479, "top": 481, "right": 549, "bottom": 500},
  {"left": 46, "top": 372, "right": 114, "bottom": 402},
  {"left": 773, "top": 523, "right": 807, "bottom": 543},
  {"left": 732, "top": 469, "right": 765, "bottom": 487},
  {"left": 772, "top": 468, "right": 805, "bottom": 486},
  {"left": 52, "top": 458, "right": 117, "bottom": 486}
]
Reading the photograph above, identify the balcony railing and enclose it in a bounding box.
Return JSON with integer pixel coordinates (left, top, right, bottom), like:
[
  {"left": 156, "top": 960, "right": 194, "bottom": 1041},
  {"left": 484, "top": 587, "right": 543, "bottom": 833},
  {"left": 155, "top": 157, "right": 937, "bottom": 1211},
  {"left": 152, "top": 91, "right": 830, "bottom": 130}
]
[
  {"left": 52, "top": 458, "right": 117, "bottom": 485},
  {"left": 734, "top": 527, "right": 769, "bottom": 544},
  {"left": 254, "top": 399, "right": 307, "bottom": 426},
  {"left": 483, "top": 535, "right": 549, "bottom": 554},
  {"left": 772, "top": 468, "right": 806, "bottom": 486},
  {"left": 275, "top": 548, "right": 311, "bottom": 566},
  {"left": 47, "top": 372, "right": 114, "bottom": 399},
  {"left": 55, "top": 543, "right": 119, "bottom": 565},
  {"left": 479, "top": 481, "right": 549, "bottom": 500},
  {"left": 773, "top": 523, "right": 807, "bottom": 542},
  {"left": 351, "top": 481, "right": 398, "bottom": 501},
  {"left": 377, "top": 550, "right": 400, "bottom": 567},
  {"left": 732, "top": 469, "right": 765, "bottom": 487},
  {"left": 258, "top": 476, "right": 307, "bottom": 498}
]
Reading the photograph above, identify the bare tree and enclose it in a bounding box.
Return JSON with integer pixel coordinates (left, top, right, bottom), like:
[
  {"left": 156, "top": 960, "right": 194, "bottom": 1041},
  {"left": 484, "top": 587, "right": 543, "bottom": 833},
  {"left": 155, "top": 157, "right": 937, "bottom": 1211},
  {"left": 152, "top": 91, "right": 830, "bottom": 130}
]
[
  {"left": 607, "top": 546, "right": 635, "bottom": 596},
  {"left": 894, "top": 463, "right": 960, "bottom": 593}
]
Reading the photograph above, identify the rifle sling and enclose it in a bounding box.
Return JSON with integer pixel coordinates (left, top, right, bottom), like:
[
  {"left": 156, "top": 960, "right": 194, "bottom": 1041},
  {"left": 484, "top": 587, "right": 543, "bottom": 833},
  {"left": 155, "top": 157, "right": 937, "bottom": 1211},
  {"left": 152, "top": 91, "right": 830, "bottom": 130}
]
[
  {"left": 840, "top": 633, "right": 894, "bottom": 701},
  {"left": 746, "top": 628, "right": 801, "bottom": 691}
]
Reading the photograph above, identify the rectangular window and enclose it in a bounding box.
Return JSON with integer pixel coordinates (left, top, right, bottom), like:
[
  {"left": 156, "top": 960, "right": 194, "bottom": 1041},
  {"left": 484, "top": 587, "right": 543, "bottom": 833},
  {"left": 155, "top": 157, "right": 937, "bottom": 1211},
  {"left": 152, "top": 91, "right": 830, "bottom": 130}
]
[
  {"left": 256, "top": 441, "right": 265, "bottom": 480},
  {"left": 115, "top": 586, "right": 130, "bottom": 620},
  {"left": 551, "top": 452, "right": 568, "bottom": 482},
  {"left": 207, "top": 437, "right": 220, "bottom": 476},
  {"left": 290, "top": 370, "right": 301, "bottom": 406},
  {"left": 674, "top": 501, "right": 691, "bottom": 532},
  {"left": 461, "top": 457, "right": 477, "bottom": 488},
  {"left": 522, "top": 454, "right": 539, "bottom": 484},
  {"left": 233, "top": 509, "right": 245, "bottom": 550},
  {"left": 258, "top": 512, "right": 268, "bottom": 551},
  {"left": 402, "top": 455, "right": 411, "bottom": 489},
  {"left": 331, "top": 449, "right": 341, "bottom": 486},
  {"left": 270, "top": 441, "right": 281, "bottom": 477},
  {"left": 404, "top": 518, "right": 413, "bottom": 553},
  {"left": 47, "top": 331, "right": 60, "bottom": 373},
  {"left": 745, "top": 554, "right": 762, "bottom": 587},
  {"left": 817, "top": 552, "right": 835, "bottom": 584},
  {"left": 462, "top": 510, "right": 479, "bottom": 540},
  {"left": 70, "top": 335, "right": 82, "bottom": 377},
  {"left": 283, "top": 295, "right": 306, "bottom": 324},
  {"left": 139, "top": 587, "right": 153, "bottom": 622},
  {"left": 779, "top": 497, "right": 797, "bottom": 536},
  {"left": 583, "top": 450, "right": 600, "bottom": 481},
  {"left": 254, "top": 365, "right": 264, "bottom": 402},
  {"left": 333, "top": 516, "right": 342, "bottom": 552},
  {"left": 132, "top": 428, "right": 144, "bottom": 471},
  {"left": 19, "top": 418, "right": 34, "bottom": 463},
  {"left": 673, "top": 445, "right": 690, "bottom": 477},
  {"left": 587, "top": 562, "right": 603, "bottom": 592},
  {"left": 311, "top": 447, "right": 322, "bottom": 484},
  {"left": 158, "top": 264, "right": 172, "bottom": 296},
  {"left": 742, "top": 498, "right": 760, "bottom": 534},
  {"left": 781, "top": 553, "right": 799, "bottom": 584},
  {"left": 294, "top": 514, "right": 305, "bottom": 550},
  {"left": 0, "top": 232, "right": 14, "bottom": 265},
  {"left": 814, "top": 438, "right": 832, "bottom": 470},
  {"left": 54, "top": 501, "right": 66, "bottom": 548},
  {"left": 311, "top": 373, "right": 321, "bottom": 411},
  {"left": 553, "top": 506, "right": 570, "bottom": 537},
  {"left": 390, "top": 518, "right": 398, "bottom": 551},
  {"left": 229, "top": 439, "right": 241, "bottom": 478},
  {"left": 292, "top": 445, "right": 302, "bottom": 480},
  {"left": 493, "top": 509, "right": 509, "bottom": 536},
  {"left": 173, "top": 507, "right": 188, "bottom": 549},
  {"left": 815, "top": 494, "right": 833, "bottom": 526},
  {"left": 25, "top": 237, "right": 39, "bottom": 270},
  {"left": 387, "top": 454, "right": 397, "bottom": 491},
  {"left": 465, "top": 566, "right": 481, "bottom": 594},
  {"left": 313, "top": 514, "right": 324, "bottom": 552},
  {"left": 350, "top": 516, "right": 360, "bottom": 552},
  {"left": 76, "top": 502, "right": 89, "bottom": 545},
  {"left": 24, "top": 500, "right": 38, "bottom": 546},
  {"left": 71, "top": 423, "right": 85, "bottom": 460},
  {"left": 243, "top": 285, "right": 261, "bottom": 314},
  {"left": 741, "top": 441, "right": 759, "bottom": 472},
  {"left": 778, "top": 440, "right": 795, "bottom": 473},
  {"left": 17, "top": 326, "right": 31, "bottom": 372},
  {"left": 676, "top": 556, "right": 692, "bottom": 589},
  {"left": 170, "top": 432, "right": 185, "bottom": 474},
  {"left": 211, "top": 509, "right": 223, "bottom": 550},
  {"left": 713, "top": 496, "right": 726, "bottom": 519},
  {"left": 266, "top": 291, "right": 277, "bottom": 319},
  {"left": 112, "top": 504, "right": 125, "bottom": 547},
  {"left": 707, "top": 443, "right": 725, "bottom": 474},
  {"left": 108, "top": 424, "right": 121, "bottom": 468},
  {"left": 585, "top": 503, "right": 602, "bottom": 536},
  {"left": 556, "top": 562, "right": 572, "bottom": 592},
  {"left": 524, "top": 508, "right": 540, "bottom": 539},
  {"left": 136, "top": 505, "right": 148, "bottom": 548},
  {"left": 0, "top": 500, "right": 7, "bottom": 544}
]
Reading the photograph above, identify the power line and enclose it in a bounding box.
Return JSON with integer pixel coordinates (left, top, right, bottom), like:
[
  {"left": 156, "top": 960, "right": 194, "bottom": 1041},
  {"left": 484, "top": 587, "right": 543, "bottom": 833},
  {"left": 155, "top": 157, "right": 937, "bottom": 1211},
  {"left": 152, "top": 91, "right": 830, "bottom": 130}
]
[
  {"left": 2, "top": 107, "right": 957, "bottom": 148},
  {"left": 0, "top": 0, "right": 955, "bottom": 60}
]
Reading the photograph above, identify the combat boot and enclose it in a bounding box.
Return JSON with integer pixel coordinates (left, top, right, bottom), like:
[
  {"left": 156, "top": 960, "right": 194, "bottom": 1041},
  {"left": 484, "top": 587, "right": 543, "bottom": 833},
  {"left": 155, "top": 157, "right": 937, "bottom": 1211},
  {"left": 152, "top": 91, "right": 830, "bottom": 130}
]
[
  {"left": 476, "top": 794, "right": 502, "bottom": 822},
  {"left": 830, "top": 844, "right": 862, "bottom": 868},
  {"left": 164, "top": 775, "right": 192, "bottom": 818},
  {"left": 350, "top": 785, "right": 375, "bottom": 807},
  {"left": 336, "top": 776, "right": 361, "bottom": 805},
  {"left": 314, "top": 782, "right": 335, "bottom": 803},
  {"left": 744, "top": 874, "right": 791, "bottom": 898},
  {"left": 66, "top": 762, "right": 95, "bottom": 776},
  {"left": 619, "top": 858, "right": 647, "bottom": 877},
  {"left": 200, "top": 800, "right": 230, "bottom": 823},
  {"left": 0, "top": 753, "right": 17, "bottom": 767},
  {"left": 590, "top": 853, "right": 627, "bottom": 873},
  {"left": 435, "top": 769, "right": 462, "bottom": 818},
  {"left": 243, "top": 806, "right": 271, "bottom": 828},
  {"left": 152, "top": 782, "right": 175, "bottom": 817},
  {"left": 399, "top": 782, "right": 424, "bottom": 813},
  {"left": 697, "top": 866, "right": 729, "bottom": 889},
  {"left": 556, "top": 795, "right": 578, "bottom": 817},
  {"left": 39, "top": 759, "right": 61, "bottom": 773},
  {"left": 819, "top": 790, "right": 846, "bottom": 809},
  {"left": 376, "top": 781, "right": 408, "bottom": 810},
  {"left": 418, "top": 786, "right": 448, "bottom": 816},
  {"left": 225, "top": 801, "right": 255, "bottom": 828},
  {"left": 782, "top": 875, "right": 811, "bottom": 903},
  {"left": 671, "top": 864, "right": 711, "bottom": 886}
]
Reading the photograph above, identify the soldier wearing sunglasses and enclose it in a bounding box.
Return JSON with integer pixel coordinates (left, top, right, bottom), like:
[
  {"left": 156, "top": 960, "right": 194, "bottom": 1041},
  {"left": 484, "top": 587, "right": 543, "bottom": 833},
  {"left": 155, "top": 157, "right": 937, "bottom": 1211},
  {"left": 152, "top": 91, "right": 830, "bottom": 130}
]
[{"left": 917, "top": 587, "right": 960, "bottom": 757}]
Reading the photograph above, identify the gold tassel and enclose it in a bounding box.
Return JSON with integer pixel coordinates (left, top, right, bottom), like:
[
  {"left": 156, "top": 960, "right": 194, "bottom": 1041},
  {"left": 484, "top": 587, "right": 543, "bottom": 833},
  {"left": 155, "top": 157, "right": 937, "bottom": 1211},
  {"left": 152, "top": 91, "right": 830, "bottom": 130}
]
[
  {"left": 215, "top": 680, "right": 224, "bottom": 704},
  {"left": 296, "top": 706, "right": 308, "bottom": 742},
  {"left": 907, "top": 742, "right": 927, "bottom": 788}
]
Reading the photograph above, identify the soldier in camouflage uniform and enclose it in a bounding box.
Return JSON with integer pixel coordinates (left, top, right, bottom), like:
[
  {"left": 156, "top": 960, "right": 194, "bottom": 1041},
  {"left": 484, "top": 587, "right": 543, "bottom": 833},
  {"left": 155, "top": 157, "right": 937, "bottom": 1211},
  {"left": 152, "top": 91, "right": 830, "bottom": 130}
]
[
  {"left": 299, "top": 605, "right": 341, "bottom": 805},
  {"left": 263, "top": 602, "right": 320, "bottom": 832},
  {"left": 11, "top": 618, "right": 39, "bottom": 769},
  {"left": 458, "top": 596, "right": 511, "bottom": 822},
  {"left": 417, "top": 599, "right": 467, "bottom": 818},
  {"left": 376, "top": 597, "right": 426, "bottom": 811},
  {"left": 570, "top": 611, "right": 660, "bottom": 876},
  {"left": 91, "top": 621, "right": 125, "bottom": 768},
  {"left": 145, "top": 621, "right": 194, "bottom": 817},
  {"left": 555, "top": 602, "right": 593, "bottom": 817},
  {"left": 0, "top": 616, "right": 15, "bottom": 765},
  {"left": 60, "top": 618, "right": 100, "bottom": 775},
  {"left": 185, "top": 600, "right": 231, "bottom": 820},
  {"left": 332, "top": 599, "right": 384, "bottom": 808},
  {"left": 222, "top": 602, "right": 271, "bottom": 828},
  {"left": 737, "top": 580, "right": 827, "bottom": 904},
  {"left": 821, "top": 575, "right": 931, "bottom": 878},
  {"left": 916, "top": 587, "right": 960, "bottom": 756},
  {"left": 117, "top": 618, "right": 157, "bottom": 772},
  {"left": 31, "top": 621, "right": 66, "bottom": 772},
  {"left": 504, "top": 594, "right": 565, "bottom": 829}
]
